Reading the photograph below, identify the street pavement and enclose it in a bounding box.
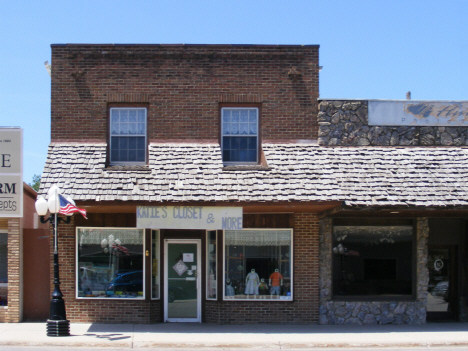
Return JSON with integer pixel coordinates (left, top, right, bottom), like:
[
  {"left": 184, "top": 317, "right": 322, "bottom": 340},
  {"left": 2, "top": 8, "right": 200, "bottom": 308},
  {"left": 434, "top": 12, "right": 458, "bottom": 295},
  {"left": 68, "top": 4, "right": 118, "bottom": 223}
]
[{"left": 1, "top": 322, "right": 468, "bottom": 349}]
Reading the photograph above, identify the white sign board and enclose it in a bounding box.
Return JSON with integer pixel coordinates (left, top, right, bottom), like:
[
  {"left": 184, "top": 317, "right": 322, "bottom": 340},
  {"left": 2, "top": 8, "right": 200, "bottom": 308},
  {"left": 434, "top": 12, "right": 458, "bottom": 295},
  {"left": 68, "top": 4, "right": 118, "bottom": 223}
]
[
  {"left": 369, "top": 100, "right": 468, "bottom": 126},
  {"left": 0, "top": 128, "right": 23, "bottom": 217},
  {"left": 137, "top": 206, "right": 243, "bottom": 230}
]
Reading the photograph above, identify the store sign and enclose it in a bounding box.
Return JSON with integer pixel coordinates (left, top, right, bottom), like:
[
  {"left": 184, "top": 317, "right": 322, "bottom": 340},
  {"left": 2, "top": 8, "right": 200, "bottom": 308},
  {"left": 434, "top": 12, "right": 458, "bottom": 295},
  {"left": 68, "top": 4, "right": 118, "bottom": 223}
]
[
  {"left": 0, "top": 128, "right": 23, "bottom": 217},
  {"left": 136, "top": 206, "right": 243, "bottom": 230},
  {"left": 369, "top": 100, "right": 468, "bottom": 126}
]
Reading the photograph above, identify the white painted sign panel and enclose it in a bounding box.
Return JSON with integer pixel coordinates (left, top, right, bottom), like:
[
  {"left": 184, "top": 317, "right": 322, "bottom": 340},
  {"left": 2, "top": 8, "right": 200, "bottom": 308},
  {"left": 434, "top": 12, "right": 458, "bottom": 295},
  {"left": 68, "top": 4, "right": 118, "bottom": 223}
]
[
  {"left": 0, "top": 128, "right": 23, "bottom": 217},
  {"left": 369, "top": 100, "right": 468, "bottom": 126},
  {"left": 137, "top": 206, "right": 243, "bottom": 230}
]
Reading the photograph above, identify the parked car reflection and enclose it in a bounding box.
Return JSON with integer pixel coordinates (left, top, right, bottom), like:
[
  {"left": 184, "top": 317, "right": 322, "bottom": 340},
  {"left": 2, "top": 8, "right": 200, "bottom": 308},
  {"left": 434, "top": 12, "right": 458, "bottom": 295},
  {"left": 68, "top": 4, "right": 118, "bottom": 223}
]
[{"left": 105, "top": 270, "right": 143, "bottom": 295}]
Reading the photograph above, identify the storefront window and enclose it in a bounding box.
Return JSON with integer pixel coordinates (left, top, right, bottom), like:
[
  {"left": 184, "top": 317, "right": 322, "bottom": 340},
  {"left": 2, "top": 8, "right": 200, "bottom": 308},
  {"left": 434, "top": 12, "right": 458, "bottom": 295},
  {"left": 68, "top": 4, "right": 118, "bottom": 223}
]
[
  {"left": 0, "top": 232, "right": 7, "bottom": 306},
  {"left": 332, "top": 221, "right": 413, "bottom": 297},
  {"left": 152, "top": 230, "right": 160, "bottom": 299},
  {"left": 76, "top": 227, "right": 144, "bottom": 299},
  {"left": 224, "top": 229, "right": 292, "bottom": 301},
  {"left": 207, "top": 231, "right": 217, "bottom": 300}
]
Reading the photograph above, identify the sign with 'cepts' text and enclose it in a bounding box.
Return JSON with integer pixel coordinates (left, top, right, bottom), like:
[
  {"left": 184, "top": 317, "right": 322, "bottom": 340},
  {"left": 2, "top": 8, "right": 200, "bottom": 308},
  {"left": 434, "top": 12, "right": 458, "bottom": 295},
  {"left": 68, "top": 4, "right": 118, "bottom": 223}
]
[
  {"left": 136, "top": 206, "right": 243, "bottom": 230},
  {"left": 0, "top": 128, "right": 23, "bottom": 217}
]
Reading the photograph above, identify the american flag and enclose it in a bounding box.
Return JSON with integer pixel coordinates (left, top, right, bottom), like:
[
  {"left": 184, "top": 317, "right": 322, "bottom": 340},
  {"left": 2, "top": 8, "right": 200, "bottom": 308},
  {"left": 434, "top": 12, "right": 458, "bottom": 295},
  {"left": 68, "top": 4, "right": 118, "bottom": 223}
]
[
  {"left": 112, "top": 244, "right": 130, "bottom": 256},
  {"left": 58, "top": 194, "right": 87, "bottom": 219}
]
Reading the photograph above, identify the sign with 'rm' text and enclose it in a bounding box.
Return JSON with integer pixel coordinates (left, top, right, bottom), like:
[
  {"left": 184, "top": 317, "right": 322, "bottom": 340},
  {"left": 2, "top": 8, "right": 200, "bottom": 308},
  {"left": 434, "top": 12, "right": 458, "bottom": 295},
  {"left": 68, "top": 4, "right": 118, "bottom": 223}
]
[
  {"left": 136, "top": 206, "right": 243, "bottom": 230},
  {"left": 0, "top": 128, "right": 23, "bottom": 217}
]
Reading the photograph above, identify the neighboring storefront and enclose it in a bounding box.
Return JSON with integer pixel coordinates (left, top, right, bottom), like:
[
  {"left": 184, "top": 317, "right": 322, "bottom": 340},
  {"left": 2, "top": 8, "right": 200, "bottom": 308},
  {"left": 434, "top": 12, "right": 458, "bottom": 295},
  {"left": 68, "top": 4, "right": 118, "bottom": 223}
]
[{"left": 317, "top": 99, "right": 468, "bottom": 324}]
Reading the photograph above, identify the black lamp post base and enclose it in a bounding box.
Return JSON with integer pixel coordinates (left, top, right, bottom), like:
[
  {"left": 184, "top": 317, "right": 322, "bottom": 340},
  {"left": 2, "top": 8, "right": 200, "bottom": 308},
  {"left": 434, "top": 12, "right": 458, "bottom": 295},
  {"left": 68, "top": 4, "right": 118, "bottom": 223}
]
[{"left": 46, "top": 319, "right": 70, "bottom": 337}]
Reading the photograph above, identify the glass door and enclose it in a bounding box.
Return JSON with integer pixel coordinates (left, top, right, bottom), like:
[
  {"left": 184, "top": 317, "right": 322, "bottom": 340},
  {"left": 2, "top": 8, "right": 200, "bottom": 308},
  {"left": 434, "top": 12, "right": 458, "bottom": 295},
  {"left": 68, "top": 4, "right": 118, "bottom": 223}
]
[
  {"left": 427, "top": 246, "right": 457, "bottom": 321},
  {"left": 164, "top": 239, "right": 201, "bottom": 322}
]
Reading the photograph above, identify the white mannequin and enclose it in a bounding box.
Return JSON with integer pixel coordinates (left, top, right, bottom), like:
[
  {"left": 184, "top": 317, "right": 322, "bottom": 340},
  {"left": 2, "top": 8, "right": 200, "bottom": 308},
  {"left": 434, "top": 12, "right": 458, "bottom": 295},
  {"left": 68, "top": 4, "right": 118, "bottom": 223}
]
[{"left": 245, "top": 268, "right": 259, "bottom": 295}]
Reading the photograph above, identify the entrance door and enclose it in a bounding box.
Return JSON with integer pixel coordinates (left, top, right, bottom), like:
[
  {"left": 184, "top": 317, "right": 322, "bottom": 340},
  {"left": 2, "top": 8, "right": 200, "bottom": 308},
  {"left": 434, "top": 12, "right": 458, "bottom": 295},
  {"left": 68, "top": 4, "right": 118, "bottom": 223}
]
[
  {"left": 164, "top": 239, "right": 201, "bottom": 322},
  {"left": 427, "top": 246, "right": 458, "bottom": 321}
]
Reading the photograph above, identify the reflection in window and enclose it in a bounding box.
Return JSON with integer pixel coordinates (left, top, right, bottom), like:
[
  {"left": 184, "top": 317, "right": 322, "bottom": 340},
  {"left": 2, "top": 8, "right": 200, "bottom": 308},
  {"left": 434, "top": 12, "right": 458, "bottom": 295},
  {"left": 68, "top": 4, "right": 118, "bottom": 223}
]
[
  {"left": 332, "top": 224, "right": 413, "bottom": 297},
  {"left": 77, "top": 228, "right": 144, "bottom": 299},
  {"left": 0, "top": 233, "right": 7, "bottom": 306},
  {"left": 224, "top": 230, "right": 292, "bottom": 301},
  {"left": 152, "top": 230, "right": 160, "bottom": 299},
  {"left": 207, "top": 231, "right": 217, "bottom": 300}
]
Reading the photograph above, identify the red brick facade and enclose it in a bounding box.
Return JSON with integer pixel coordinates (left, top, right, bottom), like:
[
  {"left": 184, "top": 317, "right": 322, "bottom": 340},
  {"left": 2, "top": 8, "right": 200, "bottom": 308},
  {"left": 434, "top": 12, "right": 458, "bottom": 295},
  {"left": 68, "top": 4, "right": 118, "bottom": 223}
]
[
  {"left": 51, "top": 45, "right": 319, "bottom": 143},
  {"left": 56, "top": 213, "right": 319, "bottom": 324},
  {"left": 45, "top": 44, "right": 322, "bottom": 324}
]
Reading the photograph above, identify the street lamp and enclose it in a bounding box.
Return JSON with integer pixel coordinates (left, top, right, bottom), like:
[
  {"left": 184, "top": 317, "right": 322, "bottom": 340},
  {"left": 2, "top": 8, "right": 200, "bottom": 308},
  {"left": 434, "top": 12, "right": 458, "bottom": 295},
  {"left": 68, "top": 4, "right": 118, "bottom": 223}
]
[{"left": 35, "top": 185, "right": 78, "bottom": 337}]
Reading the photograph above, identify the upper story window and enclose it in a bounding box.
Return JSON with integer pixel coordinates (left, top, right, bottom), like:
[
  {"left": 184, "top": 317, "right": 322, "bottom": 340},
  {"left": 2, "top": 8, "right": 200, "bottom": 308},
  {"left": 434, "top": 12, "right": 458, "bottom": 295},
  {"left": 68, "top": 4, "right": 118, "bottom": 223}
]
[
  {"left": 221, "top": 107, "right": 258, "bottom": 164},
  {"left": 110, "top": 108, "right": 147, "bottom": 164}
]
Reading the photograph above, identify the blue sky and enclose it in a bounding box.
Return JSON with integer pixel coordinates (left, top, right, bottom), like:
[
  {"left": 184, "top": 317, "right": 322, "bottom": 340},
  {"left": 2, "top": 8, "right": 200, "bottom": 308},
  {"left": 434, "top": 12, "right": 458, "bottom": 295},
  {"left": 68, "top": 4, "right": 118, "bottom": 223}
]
[{"left": 1, "top": 0, "right": 467, "bottom": 185}]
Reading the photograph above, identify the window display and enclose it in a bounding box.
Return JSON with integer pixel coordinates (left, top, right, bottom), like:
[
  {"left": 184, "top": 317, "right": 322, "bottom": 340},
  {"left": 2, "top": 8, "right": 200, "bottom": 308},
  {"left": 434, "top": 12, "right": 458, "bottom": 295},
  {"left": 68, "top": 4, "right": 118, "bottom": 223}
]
[
  {"left": 332, "top": 220, "right": 414, "bottom": 297},
  {"left": 224, "top": 229, "right": 292, "bottom": 300},
  {"left": 152, "top": 230, "right": 160, "bottom": 299},
  {"left": 206, "top": 231, "right": 217, "bottom": 300},
  {"left": 76, "top": 227, "right": 144, "bottom": 299}
]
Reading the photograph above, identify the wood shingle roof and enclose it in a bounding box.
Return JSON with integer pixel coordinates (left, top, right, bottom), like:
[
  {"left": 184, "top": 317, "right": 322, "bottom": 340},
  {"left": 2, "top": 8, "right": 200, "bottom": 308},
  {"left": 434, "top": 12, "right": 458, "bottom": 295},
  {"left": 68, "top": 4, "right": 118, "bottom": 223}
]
[{"left": 39, "top": 143, "right": 468, "bottom": 207}]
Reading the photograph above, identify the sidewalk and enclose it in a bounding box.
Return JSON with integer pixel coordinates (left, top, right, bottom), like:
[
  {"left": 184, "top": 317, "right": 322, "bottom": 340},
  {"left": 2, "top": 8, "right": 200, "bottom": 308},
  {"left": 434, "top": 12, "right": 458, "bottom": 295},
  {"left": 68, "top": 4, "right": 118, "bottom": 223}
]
[{"left": 1, "top": 322, "right": 468, "bottom": 349}]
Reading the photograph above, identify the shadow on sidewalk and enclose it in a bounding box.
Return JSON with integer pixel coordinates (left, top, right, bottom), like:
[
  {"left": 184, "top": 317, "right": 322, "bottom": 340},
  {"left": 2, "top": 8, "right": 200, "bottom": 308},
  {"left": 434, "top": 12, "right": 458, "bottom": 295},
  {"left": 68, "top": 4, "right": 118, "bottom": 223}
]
[{"left": 85, "top": 322, "right": 468, "bottom": 335}]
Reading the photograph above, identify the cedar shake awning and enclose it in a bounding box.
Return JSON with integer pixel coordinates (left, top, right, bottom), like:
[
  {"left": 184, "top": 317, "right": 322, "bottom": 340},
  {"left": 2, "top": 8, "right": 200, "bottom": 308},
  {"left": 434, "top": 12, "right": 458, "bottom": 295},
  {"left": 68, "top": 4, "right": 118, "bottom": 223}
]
[{"left": 39, "top": 143, "right": 468, "bottom": 208}]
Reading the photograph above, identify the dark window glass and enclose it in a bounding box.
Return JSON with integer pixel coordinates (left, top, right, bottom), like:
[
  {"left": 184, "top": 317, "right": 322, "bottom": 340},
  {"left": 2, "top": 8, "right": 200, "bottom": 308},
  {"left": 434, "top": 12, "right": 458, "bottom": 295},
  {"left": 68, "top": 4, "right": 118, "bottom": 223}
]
[{"left": 332, "top": 225, "right": 413, "bottom": 297}]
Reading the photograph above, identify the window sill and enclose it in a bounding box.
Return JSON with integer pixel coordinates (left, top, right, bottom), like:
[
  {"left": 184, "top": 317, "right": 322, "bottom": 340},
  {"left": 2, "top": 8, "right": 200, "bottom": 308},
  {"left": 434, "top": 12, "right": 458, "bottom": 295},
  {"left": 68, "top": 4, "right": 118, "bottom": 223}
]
[
  {"left": 104, "top": 165, "right": 151, "bottom": 172},
  {"left": 223, "top": 165, "right": 271, "bottom": 171}
]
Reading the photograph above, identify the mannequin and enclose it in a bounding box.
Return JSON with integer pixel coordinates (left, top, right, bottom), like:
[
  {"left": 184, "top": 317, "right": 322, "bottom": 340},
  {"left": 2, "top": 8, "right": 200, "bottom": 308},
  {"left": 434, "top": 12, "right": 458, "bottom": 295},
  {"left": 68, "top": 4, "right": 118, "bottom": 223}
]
[
  {"left": 208, "top": 269, "right": 216, "bottom": 298},
  {"left": 258, "top": 278, "right": 269, "bottom": 295},
  {"left": 269, "top": 269, "right": 283, "bottom": 295},
  {"left": 245, "top": 268, "right": 260, "bottom": 295},
  {"left": 225, "top": 278, "right": 235, "bottom": 296}
]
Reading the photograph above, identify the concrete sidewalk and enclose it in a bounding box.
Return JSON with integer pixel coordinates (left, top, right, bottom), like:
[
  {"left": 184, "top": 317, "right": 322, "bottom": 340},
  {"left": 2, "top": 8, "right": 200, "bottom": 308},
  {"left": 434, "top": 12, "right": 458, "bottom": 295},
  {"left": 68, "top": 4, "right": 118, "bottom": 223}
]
[{"left": 1, "top": 322, "right": 468, "bottom": 349}]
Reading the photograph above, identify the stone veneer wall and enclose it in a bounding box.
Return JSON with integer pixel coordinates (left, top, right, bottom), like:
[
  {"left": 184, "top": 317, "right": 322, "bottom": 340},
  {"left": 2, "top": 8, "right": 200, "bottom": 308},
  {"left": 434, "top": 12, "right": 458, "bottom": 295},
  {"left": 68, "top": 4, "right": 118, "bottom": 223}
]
[
  {"left": 318, "top": 100, "right": 468, "bottom": 146},
  {"left": 319, "top": 218, "right": 429, "bottom": 325}
]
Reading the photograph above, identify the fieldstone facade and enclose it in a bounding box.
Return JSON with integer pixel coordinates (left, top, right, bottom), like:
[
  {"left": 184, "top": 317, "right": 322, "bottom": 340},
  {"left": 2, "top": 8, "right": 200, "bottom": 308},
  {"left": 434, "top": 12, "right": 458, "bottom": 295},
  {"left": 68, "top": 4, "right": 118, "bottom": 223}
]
[
  {"left": 319, "top": 218, "right": 429, "bottom": 325},
  {"left": 318, "top": 100, "right": 468, "bottom": 146}
]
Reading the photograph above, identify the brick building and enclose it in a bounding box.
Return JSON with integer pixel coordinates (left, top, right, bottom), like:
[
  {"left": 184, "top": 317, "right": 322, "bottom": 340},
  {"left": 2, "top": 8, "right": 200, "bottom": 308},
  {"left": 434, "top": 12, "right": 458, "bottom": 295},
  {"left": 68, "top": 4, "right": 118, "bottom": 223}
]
[
  {"left": 1, "top": 183, "right": 49, "bottom": 322},
  {"left": 38, "top": 44, "right": 468, "bottom": 324}
]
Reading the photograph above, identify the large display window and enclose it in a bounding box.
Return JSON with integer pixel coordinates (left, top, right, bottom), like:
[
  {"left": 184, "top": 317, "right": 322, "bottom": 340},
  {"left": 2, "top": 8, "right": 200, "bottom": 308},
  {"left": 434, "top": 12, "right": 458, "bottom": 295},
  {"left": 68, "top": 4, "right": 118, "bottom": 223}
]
[
  {"left": 76, "top": 227, "right": 145, "bottom": 299},
  {"left": 332, "top": 219, "right": 414, "bottom": 298},
  {"left": 224, "top": 229, "right": 292, "bottom": 301}
]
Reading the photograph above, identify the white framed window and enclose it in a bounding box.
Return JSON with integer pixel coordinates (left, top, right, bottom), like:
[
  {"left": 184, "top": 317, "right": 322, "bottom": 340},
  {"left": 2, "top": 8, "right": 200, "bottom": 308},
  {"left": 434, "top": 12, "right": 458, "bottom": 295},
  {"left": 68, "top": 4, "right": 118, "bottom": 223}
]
[
  {"left": 151, "top": 230, "right": 160, "bottom": 299},
  {"left": 110, "top": 107, "right": 147, "bottom": 164},
  {"left": 206, "top": 230, "right": 217, "bottom": 300},
  {"left": 223, "top": 229, "right": 293, "bottom": 301},
  {"left": 221, "top": 107, "right": 258, "bottom": 164},
  {"left": 76, "top": 227, "right": 145, "bottom": 299}
]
